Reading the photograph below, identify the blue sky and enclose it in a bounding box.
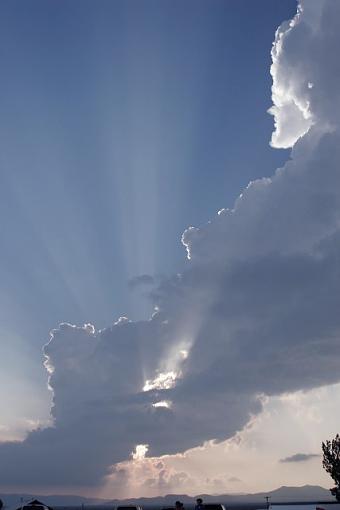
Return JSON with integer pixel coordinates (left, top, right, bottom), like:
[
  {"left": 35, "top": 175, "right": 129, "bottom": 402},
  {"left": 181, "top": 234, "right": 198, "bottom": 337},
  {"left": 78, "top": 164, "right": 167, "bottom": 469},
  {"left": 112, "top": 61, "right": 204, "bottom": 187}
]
[
  {"left": 6, "top": 0, "right": 340, "bottom": 498},
  {"left": 0, "top": 0, "right": 296, "bottom": 432}
]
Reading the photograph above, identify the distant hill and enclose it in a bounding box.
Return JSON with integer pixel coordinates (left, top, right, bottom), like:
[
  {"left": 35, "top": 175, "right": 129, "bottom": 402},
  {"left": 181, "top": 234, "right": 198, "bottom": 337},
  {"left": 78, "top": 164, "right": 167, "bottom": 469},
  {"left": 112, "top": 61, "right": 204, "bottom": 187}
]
[
  {"left": 106, "top": 485, "right": 333, "bottom": 506},
  {"left": 241, "top": 485, "right": 332, "bottom": 502},
  {"left": 0, "top": 485, "right": 334, "bottom": 509}
]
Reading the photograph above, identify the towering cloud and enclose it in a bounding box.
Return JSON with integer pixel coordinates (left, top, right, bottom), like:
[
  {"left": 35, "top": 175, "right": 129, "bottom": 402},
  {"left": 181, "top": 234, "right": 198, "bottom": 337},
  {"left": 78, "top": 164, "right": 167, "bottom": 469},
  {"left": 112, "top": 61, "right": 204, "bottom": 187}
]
[{"left": 1, "top": 0, "right": 340, "bottom": 491}]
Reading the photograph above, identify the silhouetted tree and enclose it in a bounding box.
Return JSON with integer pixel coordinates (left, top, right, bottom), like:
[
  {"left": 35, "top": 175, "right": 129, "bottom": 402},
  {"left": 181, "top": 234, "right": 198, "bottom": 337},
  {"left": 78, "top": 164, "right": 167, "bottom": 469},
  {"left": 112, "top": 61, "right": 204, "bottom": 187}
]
[
  {"left": 0, "top": 498, "right": 3, "bottom": 510},
  {"left": 322, "top": 434, "right": 340, "bottom": 501}
]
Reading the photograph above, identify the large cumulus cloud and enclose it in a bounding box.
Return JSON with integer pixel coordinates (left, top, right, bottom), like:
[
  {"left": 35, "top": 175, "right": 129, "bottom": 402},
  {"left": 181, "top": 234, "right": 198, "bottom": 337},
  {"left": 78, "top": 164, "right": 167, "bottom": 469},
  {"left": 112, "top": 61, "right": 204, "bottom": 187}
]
[
  {"left": 1, "top": 0, "right": 340, "bottom": 491},
  {"left": 269, "top": 0, "right": 340, "bottom": 148},
  {"left": 0, "top": 319, "right": 260, "bottom": 487}
]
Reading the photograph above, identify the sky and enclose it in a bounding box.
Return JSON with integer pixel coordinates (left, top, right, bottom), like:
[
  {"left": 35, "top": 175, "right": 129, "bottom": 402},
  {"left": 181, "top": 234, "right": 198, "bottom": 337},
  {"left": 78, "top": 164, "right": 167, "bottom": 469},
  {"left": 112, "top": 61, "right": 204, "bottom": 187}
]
[{"left": 1, "top": 0, "right": 340, "bottom": 499}]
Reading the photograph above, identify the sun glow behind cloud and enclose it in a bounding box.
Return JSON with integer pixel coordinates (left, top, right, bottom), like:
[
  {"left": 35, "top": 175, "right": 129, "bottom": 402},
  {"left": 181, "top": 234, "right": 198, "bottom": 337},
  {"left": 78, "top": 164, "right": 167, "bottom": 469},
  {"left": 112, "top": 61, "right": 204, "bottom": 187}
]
[
  {"left": 101, "top": 384, "right": 340, "bottom": 499},
  {"left": 152, "top": 401, "right": 171, "bottom": 408},
  {"left": 143, "top": 371, "right": 178, "bottom": 392}
]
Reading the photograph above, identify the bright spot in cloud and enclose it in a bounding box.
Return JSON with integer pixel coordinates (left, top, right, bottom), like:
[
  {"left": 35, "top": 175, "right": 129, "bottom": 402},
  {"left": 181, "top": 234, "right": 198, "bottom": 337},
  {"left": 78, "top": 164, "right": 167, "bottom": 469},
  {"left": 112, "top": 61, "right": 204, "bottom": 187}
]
[
  {"left": 143, "top": 371, "right": 178, "bottom": 391},
  {"left": 180, "top": 349, "right": 188, "bottom": 360},
  {"left": 152, "top": 401, "right": 172, "bottom": 408},
  {"left": 132, "top": 444, "right": 149, "bottom": 461}
]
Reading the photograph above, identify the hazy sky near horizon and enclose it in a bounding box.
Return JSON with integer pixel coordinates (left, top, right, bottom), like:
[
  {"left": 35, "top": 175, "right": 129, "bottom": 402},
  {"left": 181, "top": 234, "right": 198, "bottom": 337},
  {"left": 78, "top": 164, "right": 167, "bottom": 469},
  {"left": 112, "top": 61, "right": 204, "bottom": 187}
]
[{"left": 1, "top": 0, "right": 340, "bottom": 499}]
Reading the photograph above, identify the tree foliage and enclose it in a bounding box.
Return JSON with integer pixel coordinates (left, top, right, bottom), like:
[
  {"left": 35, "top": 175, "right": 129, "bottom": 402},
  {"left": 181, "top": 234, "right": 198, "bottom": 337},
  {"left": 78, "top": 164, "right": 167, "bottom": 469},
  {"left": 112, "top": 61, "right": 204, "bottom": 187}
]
[{"left": 322, "top": 434, "right": 340, "bottom": 500}]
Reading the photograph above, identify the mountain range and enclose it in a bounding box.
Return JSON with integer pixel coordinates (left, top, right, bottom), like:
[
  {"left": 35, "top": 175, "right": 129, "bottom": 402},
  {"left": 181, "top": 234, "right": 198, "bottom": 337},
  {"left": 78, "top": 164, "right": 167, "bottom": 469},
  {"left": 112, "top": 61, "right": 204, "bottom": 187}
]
[{"left": 0, "top": 485, "right": 335, "bottom": 508}]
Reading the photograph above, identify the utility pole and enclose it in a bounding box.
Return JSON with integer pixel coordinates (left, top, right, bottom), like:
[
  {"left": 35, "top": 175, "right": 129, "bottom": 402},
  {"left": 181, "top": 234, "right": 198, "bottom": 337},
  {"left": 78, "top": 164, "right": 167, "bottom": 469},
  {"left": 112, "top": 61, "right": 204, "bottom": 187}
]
[{"left": 265, "top": 496, "right": 271, "bottom": 510}]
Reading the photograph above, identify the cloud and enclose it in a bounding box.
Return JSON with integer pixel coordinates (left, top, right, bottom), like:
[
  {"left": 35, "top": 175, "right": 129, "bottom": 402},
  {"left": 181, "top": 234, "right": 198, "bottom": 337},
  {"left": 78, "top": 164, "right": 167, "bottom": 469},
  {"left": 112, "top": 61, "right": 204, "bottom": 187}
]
[
  {"left": 228, "top": 476, "right": 242, "bottom": 483},
  {"left": 142, "top": 469, "right": 193, "bottom": 492},
  {"left": 280, "top": 453, "right": 320, "bottom": 463},
  {"left": 0, "top": 321, "right": 261, "bottom": 487},
  {"left": 104, "top": 455, "right": 196, "bottom": 498},
  {"left": 269, "top": 0, "right": 339, "bottom": 148},
  {"left": 2, "top": 0, "right": 340, "bottom": 493}
]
